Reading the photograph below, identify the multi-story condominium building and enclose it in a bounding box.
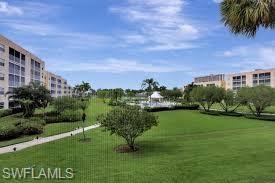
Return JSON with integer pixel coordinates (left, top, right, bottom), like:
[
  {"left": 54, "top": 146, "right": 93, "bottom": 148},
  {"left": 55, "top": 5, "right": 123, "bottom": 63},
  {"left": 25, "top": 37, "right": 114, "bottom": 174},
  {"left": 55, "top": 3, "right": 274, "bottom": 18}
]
[
  {"left": 226, "top": 69, "right": 274, "bottom": 91},
  {"left": 0, "top": 35, "right": 71, "bottom": 109},
  {"left": 188, "top": 68, "right": 275, "bottom": 92},
  {"left": 44, "top": 71, "right": 72, "bottom": 98},
  {"left": 193, "top": 74, "right": 226, "bottom": 88}
]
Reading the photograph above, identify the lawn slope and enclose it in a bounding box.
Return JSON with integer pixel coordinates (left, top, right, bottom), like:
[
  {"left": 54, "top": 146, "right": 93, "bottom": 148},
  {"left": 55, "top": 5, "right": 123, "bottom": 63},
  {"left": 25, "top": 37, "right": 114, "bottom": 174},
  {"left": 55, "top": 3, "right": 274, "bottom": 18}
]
[{"left": 1, "top": 110, "right": 275, "bottom": 182}]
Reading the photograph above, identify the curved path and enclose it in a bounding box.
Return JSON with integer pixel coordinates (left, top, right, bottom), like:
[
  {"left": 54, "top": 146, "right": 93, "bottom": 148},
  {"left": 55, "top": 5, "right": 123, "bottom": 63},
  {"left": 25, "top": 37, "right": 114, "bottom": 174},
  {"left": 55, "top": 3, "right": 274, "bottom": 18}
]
[{"left": 0, "top": 123, "right": 101, "bottom": 155}]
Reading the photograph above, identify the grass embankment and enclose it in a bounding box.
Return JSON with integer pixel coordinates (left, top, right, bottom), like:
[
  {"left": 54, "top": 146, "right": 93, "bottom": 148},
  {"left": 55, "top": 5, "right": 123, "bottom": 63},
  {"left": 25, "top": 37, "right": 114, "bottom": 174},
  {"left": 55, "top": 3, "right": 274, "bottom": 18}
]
[{"left": 1, "top": 106, "right": 275, "bottom": 182}]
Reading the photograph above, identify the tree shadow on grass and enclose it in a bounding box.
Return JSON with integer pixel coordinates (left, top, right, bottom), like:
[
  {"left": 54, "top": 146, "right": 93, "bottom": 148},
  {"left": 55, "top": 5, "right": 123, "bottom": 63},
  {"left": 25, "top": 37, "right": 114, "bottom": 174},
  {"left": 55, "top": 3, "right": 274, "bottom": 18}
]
[
  {"left": 133, "top": 139, "right": 181, "bottom": 156},
  {"left": 79, "top": 138, "right": 92, "bottom": 143}
]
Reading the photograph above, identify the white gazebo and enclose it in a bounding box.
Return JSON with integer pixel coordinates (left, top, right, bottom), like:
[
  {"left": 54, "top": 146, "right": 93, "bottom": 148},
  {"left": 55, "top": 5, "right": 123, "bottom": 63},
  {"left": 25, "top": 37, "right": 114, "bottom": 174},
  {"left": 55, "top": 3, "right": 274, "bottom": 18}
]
[{"left": 149, "top": 91, "right": 163, "bottom": 102}]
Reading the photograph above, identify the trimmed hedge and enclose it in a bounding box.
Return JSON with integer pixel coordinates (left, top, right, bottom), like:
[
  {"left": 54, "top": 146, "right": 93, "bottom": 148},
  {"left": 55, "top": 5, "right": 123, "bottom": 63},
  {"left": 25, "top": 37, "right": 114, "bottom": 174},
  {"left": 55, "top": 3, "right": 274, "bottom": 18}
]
[
  {"left": 145, "top": 104, "right": 200, "bottom": 112},
  {"left": 45, "top": 110, "right": 82, "bottom": 124},
  {"left": 108, "top": 100, "right": 126, "bottom": 106},
  {"left": 200, "top": 110, "right": 220, "bottom": 116},
  {"left": 0, "top": 109, "right": 13, "bottom": 117},
  {"left": 245, "top": 114, "right": 275, "bottom": 121},
  {"left": 200, "top": 110, "right": 243, "bottom": 117},
  {"left": 0, "top": 117, "right": 45, "bottom": 140}
]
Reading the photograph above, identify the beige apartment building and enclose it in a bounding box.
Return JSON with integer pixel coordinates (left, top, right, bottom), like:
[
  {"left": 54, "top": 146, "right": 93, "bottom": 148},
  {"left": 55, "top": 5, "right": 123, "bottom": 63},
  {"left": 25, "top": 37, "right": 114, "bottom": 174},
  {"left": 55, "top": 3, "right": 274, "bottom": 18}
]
[
  {"left": 188, "top": 68, "right": 275, "bottom": 91},
  {"left": 44, "top": 71, "right": 72, "bottom": 98},
  {"left": 193, "top": 74, "right": 226, "bottom": 88},
  {"left": 0, "top": 35, "right": 71, "bottom": 109},
  {"left": 226, "top": 69, "right": 274, "bottom": 90}
]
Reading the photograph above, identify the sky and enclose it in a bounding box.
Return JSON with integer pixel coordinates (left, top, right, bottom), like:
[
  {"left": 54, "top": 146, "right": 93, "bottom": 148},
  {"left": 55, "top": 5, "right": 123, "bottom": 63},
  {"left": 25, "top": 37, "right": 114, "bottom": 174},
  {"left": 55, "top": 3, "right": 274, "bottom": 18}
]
[{"left": 0, "top": 0, "right": 275, "bottom": 89}]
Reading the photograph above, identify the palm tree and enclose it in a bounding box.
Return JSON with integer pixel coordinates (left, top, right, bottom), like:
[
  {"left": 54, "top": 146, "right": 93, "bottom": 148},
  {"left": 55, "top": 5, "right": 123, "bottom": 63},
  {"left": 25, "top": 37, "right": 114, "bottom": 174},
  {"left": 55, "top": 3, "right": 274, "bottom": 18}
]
[
  {"left": 141, "top": 78, "right": 159, "bottom": 105},
  {"left": 73, "top": 82, "right": 92, "bottom": 97},
  {"left": 220, "top": 0, "right": 275, "bottom": 37}
]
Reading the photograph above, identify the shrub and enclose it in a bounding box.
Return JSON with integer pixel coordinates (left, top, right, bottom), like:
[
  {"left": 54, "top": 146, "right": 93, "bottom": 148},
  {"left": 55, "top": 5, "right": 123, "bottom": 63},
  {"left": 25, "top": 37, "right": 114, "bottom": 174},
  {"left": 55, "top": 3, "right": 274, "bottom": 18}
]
[
  {"left": 219, "top": 111, "right": 243, "bottom": 117},
  {"left": 0, "top": 125, "right": 22, "bottom": 140},
  {"left": 200, "top": 110, "right": 220, "bottom": 116},
  {"left": 51, "top": 96, "right": 81, "bottom": 114},
  {"left": 44, "top": 116, "right": 60, "bottom": 124},
  {"left": 108, "top": 100, "right": 126, "bottom": 106},
  {"left": 98, "top": 106, "right": 158, "bottom": 151},
  {"left": 59, "top": 110, "right": 82, "bottom": 122},
  {"left": 44, "top": 110, "right": 82, "bottom": 123},
  {"left": 200, "top": 110, "right": 243, "bottom": 117},
  {"left": 144, "top": 104, "right": 199, "bottom": 112},
  {"left": 245, "top": 114, "right": 275, "bottom": 121},
  {"left": 0, "top": 109, "right": 13, "bottom": 117},
  {"left": 0, "top": 117, "right": 45, "bottom": 140},
  {"left": 19, "top": 118, "right": 45, "bottom": 135}
]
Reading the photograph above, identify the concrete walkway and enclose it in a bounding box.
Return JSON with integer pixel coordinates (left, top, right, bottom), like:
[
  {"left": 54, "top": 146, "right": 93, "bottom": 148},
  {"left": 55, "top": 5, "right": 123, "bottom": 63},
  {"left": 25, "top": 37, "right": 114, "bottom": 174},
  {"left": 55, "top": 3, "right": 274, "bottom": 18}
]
[{"left": 0, "top": 123, "right": 101, "bottom": 155}]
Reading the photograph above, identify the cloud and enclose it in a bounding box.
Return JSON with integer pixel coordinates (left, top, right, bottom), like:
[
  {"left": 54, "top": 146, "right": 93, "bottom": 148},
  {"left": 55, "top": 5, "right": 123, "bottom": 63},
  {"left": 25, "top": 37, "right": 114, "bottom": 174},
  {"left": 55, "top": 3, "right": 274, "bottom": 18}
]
[
  {"left": 212, "top": 0, "right": 223, "bottom": 3},
  {"left": 111, "top": 0, "right": 201, "bottom": 51},
  {"left": 0, "top": 20, "right": 113, "bottom": 50},
  {"left": 47, "top": 58, "right": 191, "bottom": 73},
  {"left": 0, "top": 1, "right": 23, "bottom": 16},
  {"left": 218, "top": 44, "right": 275, "bottom": 70}
]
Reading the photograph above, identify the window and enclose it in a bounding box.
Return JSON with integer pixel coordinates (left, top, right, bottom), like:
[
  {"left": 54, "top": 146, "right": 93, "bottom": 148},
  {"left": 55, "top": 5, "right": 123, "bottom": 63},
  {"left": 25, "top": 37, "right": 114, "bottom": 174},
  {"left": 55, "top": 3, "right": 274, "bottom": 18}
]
[
  {"left": 0, "top": 87, "right": 4, "bottom": 95},
  {"left": 9, "top": 47, "right": 15, "bottom": 61},
  {"left": 21, "top": 67, "right": 25, "bottom": 76},
  {"left": 0, "top": 102, "right": 4, "bottom": 109},
  {"left": 14, "top": 50, "right": 20, "bottom": 63},
  {"left": 0, "top": 73, "right": 4, "bottom": 80},
  {"left": 0, "top": 44, "right": 4, "bottom": 52},
  {"left": 0, "top": 58, "right": 4, "bottom": 66}
]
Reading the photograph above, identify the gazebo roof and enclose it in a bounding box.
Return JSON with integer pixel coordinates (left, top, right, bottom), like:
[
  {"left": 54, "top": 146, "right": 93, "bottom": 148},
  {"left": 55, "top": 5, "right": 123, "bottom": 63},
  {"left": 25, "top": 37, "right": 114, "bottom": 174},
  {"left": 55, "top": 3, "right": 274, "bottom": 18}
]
[{"left": 150, "top": 91, "right": 163, "bottom": 99}]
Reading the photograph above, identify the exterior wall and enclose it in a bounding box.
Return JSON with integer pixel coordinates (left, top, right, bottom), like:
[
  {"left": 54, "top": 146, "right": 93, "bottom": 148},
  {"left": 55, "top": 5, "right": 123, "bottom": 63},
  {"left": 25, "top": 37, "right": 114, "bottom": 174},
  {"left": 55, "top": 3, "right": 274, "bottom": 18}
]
[
  {"left": 44, "top": 71, "right": 72, "bottom": 98},
  {"left": 193, "top": 74, "right": 226, "bottom": 88},
  {"left": 0, "top": 35, "right": 71, "bottom": 109},
  {"left": 226, "top": 69, "right": 275, "bottom": 91}
]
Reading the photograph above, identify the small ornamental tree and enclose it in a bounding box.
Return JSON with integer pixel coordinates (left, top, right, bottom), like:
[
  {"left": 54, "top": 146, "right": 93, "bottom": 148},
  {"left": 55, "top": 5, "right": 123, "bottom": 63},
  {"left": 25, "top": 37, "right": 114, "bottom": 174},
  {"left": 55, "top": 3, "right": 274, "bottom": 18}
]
[
  {"left": 97, "top": 106, "right": 158, "bottom": 152},
  {"left": 220, "top": 89, "right": 240, "bottom": 112},
  {"left": 237, "top": 86, "right": 275, "bottom": 117},
  {"left": 190, "top": 86, "right": 224, "bottom": 111},
  {"left": 7, "top": 82, "right": 52, "bottom": 118}
]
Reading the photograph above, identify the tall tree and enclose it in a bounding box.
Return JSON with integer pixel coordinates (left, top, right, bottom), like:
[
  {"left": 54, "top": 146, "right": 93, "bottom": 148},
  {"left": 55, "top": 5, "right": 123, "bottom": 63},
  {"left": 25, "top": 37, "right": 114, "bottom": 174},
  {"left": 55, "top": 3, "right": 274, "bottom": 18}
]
[
  {"left": 73, "top": 81, "right": 92, "bottom": 97},
  {"left": 184, "top": 82, "right": 197, "bottom": 103},
  {"left": 220, "top": 0, "right": 275, "bottom": 37}
]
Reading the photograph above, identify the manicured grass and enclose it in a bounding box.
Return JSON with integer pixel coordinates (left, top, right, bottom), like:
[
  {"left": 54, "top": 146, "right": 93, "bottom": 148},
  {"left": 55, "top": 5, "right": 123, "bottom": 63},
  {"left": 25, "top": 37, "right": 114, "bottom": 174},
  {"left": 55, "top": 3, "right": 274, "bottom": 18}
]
[
  {"left": 1, "top": 108, "right": 275, "bottom": 182},
  {"left": 0, "top": 98, "right": 111, "bottom": 147}
]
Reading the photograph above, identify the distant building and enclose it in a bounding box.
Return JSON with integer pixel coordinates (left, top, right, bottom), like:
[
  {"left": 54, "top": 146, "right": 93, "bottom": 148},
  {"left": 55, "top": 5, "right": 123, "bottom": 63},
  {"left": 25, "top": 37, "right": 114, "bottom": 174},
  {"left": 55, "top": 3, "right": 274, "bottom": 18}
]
[
  {"left": 193, "top": 74, "right": 226, "bottom": 88},
  {"left": 44, "top": 71, "right": 72, "bottom": 98},
  {"left": 186, "top": 68, "right": 275, "bottom": 92},
  {"left": 226, "top": 69, "right": 273, "bottom": 91}
]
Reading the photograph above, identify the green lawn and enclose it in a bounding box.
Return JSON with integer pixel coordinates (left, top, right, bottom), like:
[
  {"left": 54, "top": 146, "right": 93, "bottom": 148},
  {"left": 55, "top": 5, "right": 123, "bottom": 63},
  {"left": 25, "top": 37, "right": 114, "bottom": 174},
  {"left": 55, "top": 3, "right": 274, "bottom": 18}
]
[
  {"left": 1, "top": 107, "right": 275, "bottom": 182},
  {"left": 0, "top": 98, "right": 111, "bottom": 147}
]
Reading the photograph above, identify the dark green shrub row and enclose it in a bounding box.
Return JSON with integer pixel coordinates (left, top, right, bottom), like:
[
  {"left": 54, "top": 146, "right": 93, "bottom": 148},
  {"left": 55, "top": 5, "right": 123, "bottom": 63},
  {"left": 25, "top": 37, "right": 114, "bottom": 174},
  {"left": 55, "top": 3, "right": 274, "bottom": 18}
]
[
  {"left": 108, "top": 100, "right": 126, "bottom": 106},
  {"left": 200, "top": 110, "right": 220, "bottom": 116},
  {"left": 145, "top": 104, "right": 200, "bottom": 112},
  {"left": 0, "top": 109, "right": 13, "bottom": 117},
  {"left": 44, "top": 110, "right": 82, "bottom": 124},
  {"left": 0, "top": 107, "right": 25, "bottom": 118},
  {"left": 0, "top": 118, "right": 45, "bottom": 140},
  {"left": 200, "top": 110, "right": 243, "bottom": 117},
  {"left": 245, "top": 114, "right": 275, "bottom": 121}
]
